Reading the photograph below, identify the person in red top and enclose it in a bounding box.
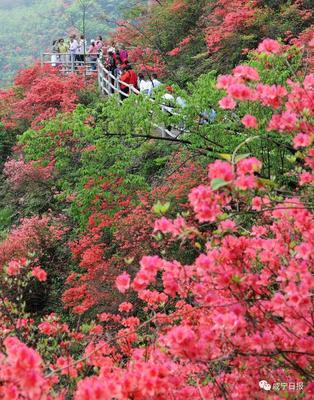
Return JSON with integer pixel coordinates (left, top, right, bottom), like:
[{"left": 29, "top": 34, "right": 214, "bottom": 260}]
[{"left": 119, "top": 64, "right": 138, "bottom": 100}]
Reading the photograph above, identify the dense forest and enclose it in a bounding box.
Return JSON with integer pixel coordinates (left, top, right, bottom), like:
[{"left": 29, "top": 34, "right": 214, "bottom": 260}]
[
  {"left": 0, "top": 0, "right": 313, "bottom": 399},
  {"left": 0, "top": 0, "right": 137, "bottom": 86}
]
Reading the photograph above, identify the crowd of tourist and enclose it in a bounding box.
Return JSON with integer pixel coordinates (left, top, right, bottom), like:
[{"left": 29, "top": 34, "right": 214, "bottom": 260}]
[
  {"left": 51, "top": 34, "right": 109, "bottom": 69},
  {"left": 50, "top": 34, "right": 163, "bottom": 99}
]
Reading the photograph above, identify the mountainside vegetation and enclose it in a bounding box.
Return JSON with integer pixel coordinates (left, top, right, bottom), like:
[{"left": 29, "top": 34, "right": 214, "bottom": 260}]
[{"left": 0, "top": 0, "right": 313, "bottom": 399}]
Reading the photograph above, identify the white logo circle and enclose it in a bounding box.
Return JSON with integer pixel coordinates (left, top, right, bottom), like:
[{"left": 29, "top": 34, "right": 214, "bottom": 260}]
[{"left": 259, "top": 380, "right": 271, "bottom": 391}]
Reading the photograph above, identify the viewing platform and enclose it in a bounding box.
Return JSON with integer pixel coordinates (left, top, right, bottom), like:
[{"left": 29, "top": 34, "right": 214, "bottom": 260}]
[{"left": 41, "top": 53, "right": 139, "bottom": 98}]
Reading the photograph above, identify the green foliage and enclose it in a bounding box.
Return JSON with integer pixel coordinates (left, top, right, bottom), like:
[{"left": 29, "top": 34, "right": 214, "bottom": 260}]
[
  {"left": 0, "top": 123, "right": 17, "bottom": 168},
  {"left": 19, "top": 102, "right": 174, "bottom": 227},
  {"left": 0, "top": 207, "right": 14, "bottom": 239}
]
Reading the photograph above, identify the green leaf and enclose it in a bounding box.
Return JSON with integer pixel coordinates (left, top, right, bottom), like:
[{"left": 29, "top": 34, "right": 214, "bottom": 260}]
[
  {"left": 218, "top": 153, "right": 250, "bottom": 163},
  {"left": 218, "top": 153, "right": 232, "bottom": 161},
  {"left": 211, "top": 178, "right": 230, "bottom": 191},
  {"left": 152, "top": 201, "right": 170, "bottom": 215},
  {"left": 232, "top": 274, "right": 243, "bottom": 284}
]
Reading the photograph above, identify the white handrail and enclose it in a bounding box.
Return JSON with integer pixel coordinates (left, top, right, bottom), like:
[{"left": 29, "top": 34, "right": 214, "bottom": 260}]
[
  {"left": 96, "top": 59, "right": 184, "bottom": 138},
  {"left": 97, "top": 59, "right": 140, "bottom": 97},
  {"left": 41, "top": 52, "right": 98, "bottom": 74}
]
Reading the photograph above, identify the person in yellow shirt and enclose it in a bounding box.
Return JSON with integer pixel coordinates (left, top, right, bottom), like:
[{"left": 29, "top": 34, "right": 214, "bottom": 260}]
[{"left": 58, "top": 38, "right": 69, "bottom": 66}]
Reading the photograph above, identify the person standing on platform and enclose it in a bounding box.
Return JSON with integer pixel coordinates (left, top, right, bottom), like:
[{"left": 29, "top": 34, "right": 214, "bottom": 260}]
[
  {"left": 120, "top": 64, "right": 138, "bottom": 100},
  {"left": 69, "top": 35, "right": 79, "bottom": 69},
  {"left": 88, "top": 40, "right": 98, "bottom": 70},
  {"left": 58, "top": 38, "right": 69, "bottom": 66},
  {"left": 77, "top": 35, "right": 86, "bottom": 65}
]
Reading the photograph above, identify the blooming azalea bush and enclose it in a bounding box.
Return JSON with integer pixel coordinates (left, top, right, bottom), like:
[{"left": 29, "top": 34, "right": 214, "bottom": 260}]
[
  {"left": 1, "top": 151, "right": 313, "bottom": 398},
  {"left": 62, "top": 155, "right": 206, "bottom": 315},
  {"left": 4, "top": 157, "right": 54, "bottom": 190},
  {"left": 0, "top": 64, "right": 86, "bottom": 130},
  {"left": 111, "top": 0, "right": 313, "bottom": 83}
]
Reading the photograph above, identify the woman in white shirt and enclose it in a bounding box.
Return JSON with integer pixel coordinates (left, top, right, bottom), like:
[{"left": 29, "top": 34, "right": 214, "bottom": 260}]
[
  {"left": 138, "top": 73, "right": 153, "bottom": 95},
  {"left": 152, "top": 73, "right": 161, "bottom": 89}
]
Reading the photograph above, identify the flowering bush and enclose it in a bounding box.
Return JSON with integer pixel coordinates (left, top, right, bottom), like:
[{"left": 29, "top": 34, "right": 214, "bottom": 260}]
[
  {"left": 0, "top": 64, "right": 85, "bottom": 129},
  {"left": 4, "top": 157, "right": 54, "bottom": 189},
  {"left": 1, "top": 152, "right": 313, "bottom": 398}
]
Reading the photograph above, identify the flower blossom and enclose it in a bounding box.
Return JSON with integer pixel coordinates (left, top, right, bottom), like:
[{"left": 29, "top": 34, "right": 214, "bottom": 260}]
[
  {"left": 217, "top": 74, "right": 236, "bottom": 89},
  {"left": 237, "top": 157, "right": 262, "bottom": 175},
  {"left": 227, "top": 83, "right": 254, "bottom": 101},
  {"left": 208, "top": 160, "right": 234, "bottom": 182},
  {"left": 268, "top": 111, "right": 297, "bottom": 132},
  {"left": 219, "top": 96, "right": 236, "bottom": 109},
  {"left": 241, "top": 114, "right": 258, "bottom": 128},
  {"left": 119, "top": 302, "right": 133, "bottom": 312},
  {"left": 7, "top": 260, "right": 24, "bottom": 276},
  {"left": 257, "top": 38, "right": 281, "bottom": 54},
  {"left": 233, "top": 65, "right": 260, "bottom": 81},
  {"left": 293, "top": 133, "right": 311, "bottom": 149},
  {"left": 31, "top": 267, "right": 47, "bottom": 282},
  {"left": 115, "top": 272, "right": 131, "bottom": 293}
]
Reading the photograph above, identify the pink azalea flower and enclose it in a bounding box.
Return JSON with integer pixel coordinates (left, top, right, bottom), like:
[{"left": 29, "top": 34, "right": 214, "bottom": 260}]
[
  {"left": 295, "top": 242, "right": 312, "bottom": 260},
  {"left": 219, "top": 219, "right": 237, "bottom": 232},
  {"left": 241, "top": 114, "right": 258, "bottom": 128},
  {"left": 115, "top": 272, "right": 131, "bottom": 293},
  {"left": 227, "top": 83, "right": 253, "bottom": 100},
  {"left": 31, "top": 267, "right": 47, "bottom": 282},
  {"left": 208, "top": 160, "right": 234, "bottom": 181},
  {"left": 217, "top": 74, "right": 235, "bottom": 89},
  {"left": 257, "top": 38, "right": 281, "bottom": 54},
  {"left": 167, "top": 47, "right": 181, "bottom": 56},
  {"left": 7, "top": 260, "right": 22, "bottom": 276},
  {"left": 303, "top": 74, "right": 314, "bottom": 90},
  {"left": 233, "top": 65, "right": 260, "bottom": 81},
  {"left": 237, "top": 157, "right": 262, "bottom": 175},
  {"left": 119, "top": 302, "right": 133, "bottom": 312},
  {"left": 299, "top": 171, "right": 314, "bottom": 186},
  {"left": 268, "top": 111, "right": 297, "bottom": 132},
  {"left": 234, "top": 175, "right": 257, "bottom": 190},
  {"left": 252, "top": 196, "right": 263, "bottom": 211},
  {"left": 293, "top": 133, "right": 311, "bottom": 149},
  {"left": 218, "top": 95, "right": 236, "bottom": 109},
  {"left": 179, "top": 37, "right": 190, "bottom": 47}
]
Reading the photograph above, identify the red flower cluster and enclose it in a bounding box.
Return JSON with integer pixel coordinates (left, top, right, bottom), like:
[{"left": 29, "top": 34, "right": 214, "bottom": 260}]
[{"left": 0, "top": 64, "right": 85, "bottom": 129}]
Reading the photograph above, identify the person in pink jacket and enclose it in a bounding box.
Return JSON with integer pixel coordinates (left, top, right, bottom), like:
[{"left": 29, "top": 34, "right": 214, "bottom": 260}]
[
  {"left": 88, "top": 40, "right": 98, "bottom": 70},
  {"left": 119, "top": 45, "right": 128, "bottom": 63}
]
